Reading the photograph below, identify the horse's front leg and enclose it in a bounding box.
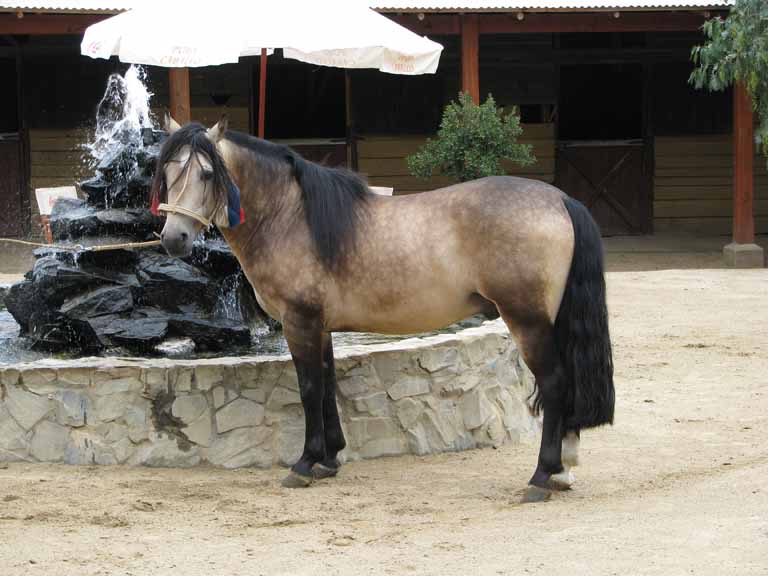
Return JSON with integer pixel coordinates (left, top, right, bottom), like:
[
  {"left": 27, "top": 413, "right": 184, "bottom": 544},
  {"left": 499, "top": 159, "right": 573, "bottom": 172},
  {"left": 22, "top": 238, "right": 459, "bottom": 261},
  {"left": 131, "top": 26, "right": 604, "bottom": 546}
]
[
  {"left": 313, "top": 333, "right": 346, "bottom": 479},
  {"left": 281, "top": 312, "right": 325, "bottom": 488}
]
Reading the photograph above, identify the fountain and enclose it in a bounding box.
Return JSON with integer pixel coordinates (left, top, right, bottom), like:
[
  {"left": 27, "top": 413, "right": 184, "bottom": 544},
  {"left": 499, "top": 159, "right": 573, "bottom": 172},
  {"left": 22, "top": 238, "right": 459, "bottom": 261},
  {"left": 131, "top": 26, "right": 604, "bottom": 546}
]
[
  {"left": 4, "top": 66, "right": 260, "bottom": 356},
  {"left": 0, "top": 67, "right": 538, "bottom": 469}
]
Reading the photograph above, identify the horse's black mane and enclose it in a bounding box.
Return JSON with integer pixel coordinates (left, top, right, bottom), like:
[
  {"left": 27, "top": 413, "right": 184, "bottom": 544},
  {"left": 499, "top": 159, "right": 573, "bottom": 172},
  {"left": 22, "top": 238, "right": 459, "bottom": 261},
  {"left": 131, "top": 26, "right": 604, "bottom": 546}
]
[
  {"left": 154, "top": 123, "right": 371, "bottom": 272},
  {"left": 225, "top": 130, "right": 371, "bottom": 271}
]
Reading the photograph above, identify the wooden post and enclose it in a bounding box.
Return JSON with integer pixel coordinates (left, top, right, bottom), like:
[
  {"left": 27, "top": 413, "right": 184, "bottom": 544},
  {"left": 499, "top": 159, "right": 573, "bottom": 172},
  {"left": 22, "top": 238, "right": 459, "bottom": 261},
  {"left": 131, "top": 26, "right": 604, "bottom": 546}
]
[
  {"left": 461, "top": 14, "right": 480, "bottom": 103},
  {"left": 258, "top": 49, "right": 267, "bottom": 139},
  {"left": 168, "top": 68, "right": 191, "bottom": 125},
  {"left": 732, "top": 81, "right": 755, "bottom": 244},
  {"left": 724, "top": 82, "right": 764, "bottom": 267}
]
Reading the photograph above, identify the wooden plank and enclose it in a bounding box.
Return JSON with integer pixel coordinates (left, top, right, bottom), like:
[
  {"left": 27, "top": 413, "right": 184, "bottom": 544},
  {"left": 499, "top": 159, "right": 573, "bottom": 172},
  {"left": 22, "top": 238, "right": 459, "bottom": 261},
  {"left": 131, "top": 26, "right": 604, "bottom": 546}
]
[
  {"left": 0, "top": 13, "right": 108, "bottom": 35},
  {"left": 654, "top": 198, "right": 768, "bottom": 218},
  {"left": 733, "top": 81, "right": 755, "bottom": 243},
  {"left": 461, "top": 14, "right": 480, "bottom": 103},
  {"left": 654, "top": 216, "right": 768, "bottom": 236},
  {"left": 388, "top": 12, "right": 718, "bottom": 36},
  {"left": 169, "top": 68, "right": 191, "bottom": 126}
]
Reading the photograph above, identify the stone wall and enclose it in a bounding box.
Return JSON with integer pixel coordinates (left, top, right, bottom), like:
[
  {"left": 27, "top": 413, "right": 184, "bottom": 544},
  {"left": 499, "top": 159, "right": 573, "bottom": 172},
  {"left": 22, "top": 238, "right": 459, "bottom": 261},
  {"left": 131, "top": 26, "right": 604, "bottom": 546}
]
[{"left": 0, "top": 321, "right": 539, "bottom": 468}]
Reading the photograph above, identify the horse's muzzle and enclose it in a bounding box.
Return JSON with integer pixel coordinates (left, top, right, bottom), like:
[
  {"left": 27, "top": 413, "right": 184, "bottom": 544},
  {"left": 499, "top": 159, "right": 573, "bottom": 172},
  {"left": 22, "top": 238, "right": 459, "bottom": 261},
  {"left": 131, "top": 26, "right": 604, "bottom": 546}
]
[{"left": 160, "top": 230, "right": 192, "bottom": 257}]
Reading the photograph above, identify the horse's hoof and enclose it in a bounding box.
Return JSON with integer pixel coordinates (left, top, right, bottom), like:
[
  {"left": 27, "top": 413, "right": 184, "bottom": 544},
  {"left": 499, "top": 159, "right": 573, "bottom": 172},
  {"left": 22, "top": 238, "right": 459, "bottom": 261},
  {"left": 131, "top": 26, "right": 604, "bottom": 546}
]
[
  {"left": 281, "top": 471, "right": 313, "bottom": 488},
  {"left": 520, "top": 485, "right": 552, "bottom": 504},
  {"left": 548, "top": 470, "right": 574, "bottom": 491},
  {"left": 312, "top": 462, "right": 340, "bottom": 480}
]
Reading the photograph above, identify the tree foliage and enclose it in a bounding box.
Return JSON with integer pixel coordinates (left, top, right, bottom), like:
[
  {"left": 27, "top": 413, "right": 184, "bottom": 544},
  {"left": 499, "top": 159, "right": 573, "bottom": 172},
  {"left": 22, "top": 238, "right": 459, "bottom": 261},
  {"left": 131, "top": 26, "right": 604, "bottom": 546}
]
[
  {"left": 407, "top": 92, "right": 535, "bottom": 183},
  {"left": 690, "top": 0, "right": 768, "bottom": 158}
]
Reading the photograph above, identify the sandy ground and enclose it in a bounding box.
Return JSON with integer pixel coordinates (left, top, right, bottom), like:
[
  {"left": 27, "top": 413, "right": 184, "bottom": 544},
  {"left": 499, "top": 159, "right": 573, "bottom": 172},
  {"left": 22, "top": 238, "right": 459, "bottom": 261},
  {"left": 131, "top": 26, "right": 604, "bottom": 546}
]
[{"left": 1, "top": 257, "right": 768, "bottom": 575}]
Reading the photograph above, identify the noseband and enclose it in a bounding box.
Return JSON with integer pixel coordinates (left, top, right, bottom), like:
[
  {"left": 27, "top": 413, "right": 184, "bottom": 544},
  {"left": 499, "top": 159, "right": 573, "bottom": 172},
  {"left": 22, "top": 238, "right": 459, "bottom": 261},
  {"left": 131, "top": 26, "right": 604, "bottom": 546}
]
[{"left": 158, "top": 157, "right": 214, "bottom": 228}]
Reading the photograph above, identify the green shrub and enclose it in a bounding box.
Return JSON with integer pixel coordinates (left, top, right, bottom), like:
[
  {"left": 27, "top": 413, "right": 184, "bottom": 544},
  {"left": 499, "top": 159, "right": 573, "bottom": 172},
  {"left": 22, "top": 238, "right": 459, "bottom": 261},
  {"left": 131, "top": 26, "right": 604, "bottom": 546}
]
[{"left": 407, "top": 92, "right": 536, "bottom": 183}]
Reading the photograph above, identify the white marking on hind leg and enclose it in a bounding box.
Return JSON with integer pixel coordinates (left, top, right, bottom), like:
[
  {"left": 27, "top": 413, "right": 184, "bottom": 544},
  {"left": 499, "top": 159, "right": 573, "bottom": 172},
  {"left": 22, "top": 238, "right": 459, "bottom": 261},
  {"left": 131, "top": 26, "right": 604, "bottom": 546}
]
[
  {"left": 562, "top": 431, "right": 580, "bottom": 468},
  {"left": 550, "top": 467, "right": 575, "bottom": 490}
]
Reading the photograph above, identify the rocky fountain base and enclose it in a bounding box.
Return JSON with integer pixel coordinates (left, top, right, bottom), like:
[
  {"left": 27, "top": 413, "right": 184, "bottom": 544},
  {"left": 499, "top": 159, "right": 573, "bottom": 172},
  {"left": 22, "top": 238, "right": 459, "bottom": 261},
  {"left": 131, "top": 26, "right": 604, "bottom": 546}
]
[{"left": 0, "top": 322, "right": 538, "bottom": 467}]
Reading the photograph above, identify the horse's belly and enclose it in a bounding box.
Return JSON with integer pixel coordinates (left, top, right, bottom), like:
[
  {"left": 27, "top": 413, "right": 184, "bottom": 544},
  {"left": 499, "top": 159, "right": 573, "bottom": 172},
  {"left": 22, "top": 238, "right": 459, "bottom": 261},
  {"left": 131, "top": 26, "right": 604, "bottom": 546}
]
[{"left": 331, "top": 290, "right": 481, "bottom": 335}]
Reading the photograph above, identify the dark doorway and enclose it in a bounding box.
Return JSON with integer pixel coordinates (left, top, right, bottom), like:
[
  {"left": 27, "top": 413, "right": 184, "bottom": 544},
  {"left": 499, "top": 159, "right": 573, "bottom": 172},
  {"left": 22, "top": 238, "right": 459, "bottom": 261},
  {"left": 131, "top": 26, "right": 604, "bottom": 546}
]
[
  {"left": 0, "top": 57, "right": 26, "bottom": 238},
  {"left": 556, "top": 63, "right": 652, "bottom": 234}
]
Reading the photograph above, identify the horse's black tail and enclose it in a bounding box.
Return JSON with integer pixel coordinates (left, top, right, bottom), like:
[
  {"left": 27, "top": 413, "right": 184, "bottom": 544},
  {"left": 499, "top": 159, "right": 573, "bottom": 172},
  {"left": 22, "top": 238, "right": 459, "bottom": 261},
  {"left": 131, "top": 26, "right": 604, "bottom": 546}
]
[{"left": 555, "top": 196, "right": 615, "bottom": 430}]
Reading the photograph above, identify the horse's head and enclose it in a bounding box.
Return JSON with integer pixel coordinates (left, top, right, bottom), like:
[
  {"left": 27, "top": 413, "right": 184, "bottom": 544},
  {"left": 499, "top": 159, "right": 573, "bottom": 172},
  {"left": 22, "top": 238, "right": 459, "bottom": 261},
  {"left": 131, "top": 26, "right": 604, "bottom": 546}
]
[{"left": 154, "top": 113, "right": 235, "bottom": 257}]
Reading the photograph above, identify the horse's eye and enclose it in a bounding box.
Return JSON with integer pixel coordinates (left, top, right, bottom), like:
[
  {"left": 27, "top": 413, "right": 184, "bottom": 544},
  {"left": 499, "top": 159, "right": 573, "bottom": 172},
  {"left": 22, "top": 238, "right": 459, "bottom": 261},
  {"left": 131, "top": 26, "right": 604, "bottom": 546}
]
[{"left": 201, "top": 169, "right": 214, "bottom": 182}]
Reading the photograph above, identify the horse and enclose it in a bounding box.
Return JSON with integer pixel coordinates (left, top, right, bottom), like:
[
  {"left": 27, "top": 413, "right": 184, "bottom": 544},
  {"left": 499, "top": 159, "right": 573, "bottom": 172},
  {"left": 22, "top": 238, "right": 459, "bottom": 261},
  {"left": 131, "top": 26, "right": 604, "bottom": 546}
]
[{"left": 153, "top": 113, "right": 614, "bottom": 502}]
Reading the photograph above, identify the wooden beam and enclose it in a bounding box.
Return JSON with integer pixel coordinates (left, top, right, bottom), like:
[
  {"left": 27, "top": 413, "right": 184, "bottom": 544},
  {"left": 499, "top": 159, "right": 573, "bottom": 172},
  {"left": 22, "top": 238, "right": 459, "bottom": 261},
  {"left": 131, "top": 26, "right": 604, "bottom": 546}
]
[
  {"left": 258, "top": 49, "right": 267, "bottom": 139},
  {"left": 732, "top": 81, "right": 755, "bottom": 244},
  {"left": 461, "top": 14, "right": 480, "bottom": 103},
  {"left": 169, "top": 68, "right": 191, "bottom": 126},
  {"left": 388, "top": 11, "right": 723, "bottom": 35},
  {"left": 0, "top": 13, "right": 107, "bottom": 35}
]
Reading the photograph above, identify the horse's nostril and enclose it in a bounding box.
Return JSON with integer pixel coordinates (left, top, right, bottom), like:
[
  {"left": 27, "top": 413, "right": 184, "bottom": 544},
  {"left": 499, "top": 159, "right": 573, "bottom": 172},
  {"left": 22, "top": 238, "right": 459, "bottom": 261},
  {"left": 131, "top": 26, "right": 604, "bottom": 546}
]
[
  {"left": 160, "top": 232, "right": 165, "bottom": 241},
  {"left": 180, "top": 232, "right": 188, "bottom": 242}
]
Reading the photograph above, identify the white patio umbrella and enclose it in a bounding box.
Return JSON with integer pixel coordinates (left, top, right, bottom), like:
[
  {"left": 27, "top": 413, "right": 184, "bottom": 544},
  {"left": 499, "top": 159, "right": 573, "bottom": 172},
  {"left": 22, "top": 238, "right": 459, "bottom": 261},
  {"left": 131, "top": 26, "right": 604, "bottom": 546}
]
[
  {"left": 81, "top": 0, "right": 442, "bottom": 139},
  {"left": 81, "top": 0, "right": 442, "bottom": 75}
]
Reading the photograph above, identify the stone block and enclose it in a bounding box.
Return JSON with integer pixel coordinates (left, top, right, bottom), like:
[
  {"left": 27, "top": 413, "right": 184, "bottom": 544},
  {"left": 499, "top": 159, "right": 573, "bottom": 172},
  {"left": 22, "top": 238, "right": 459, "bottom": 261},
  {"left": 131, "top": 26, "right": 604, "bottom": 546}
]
[
  {"left": 171, "top": 394, "right": 208, "bottom": 423},
  {"left": 194, "top": 365, "right": 224, "bottom": 391},
  {"left": 461, "top": 389, "right": 493, "bottom": 430},
  {"left": 417, "top": 346, "right": 460, "bottom": 373},
  {"left": 3, "top": 383, "right": 52, "bottom": 430},
  {"left": 241, "top": 388, "right": 267, "bottom": 404},
  {"left": 0, "top": 404, "right": 29, "bottom": 458},
  {"left": 168, "top": 367, "right": 193, "bottom": 392},
  {"left": 92, "top": 367, "right": 143, "bottom": 395},
  {"left": 142, "top": 367, "right": 168, "bottom": 396},
  {"left": 131, "top": 434, "right": 200, "bottom": 467},
  {"left": 387, "top": 376, "right": 430, "bottom": 401},
  {"left": 205, "top": 427, "right": 271, "bottom": 468},
  {"left": 723, "top": 242, "right": 765, "bottom": 268},
  {"left": 183, "top": 414, "right": 213, "bottom": 447},
  {"left": 275, "top": 422, "right": 304, "bottom": 466},
  {"left": 93, "top": 393, "right": 132, "bottom": 423},
  {"left": 212, "top": 386, "right": 237, "bottom": 409},
  {"left": 66, "top": 430, "right": 119, "bottom": 465},
  {"left": 123, "top": 404, "right": 150, "bottom": 443},
  {"left": 346, "top": 417, "right": 403, "bottom": 457},
  {"left": 216, "top": 398, "right": 264, "bottom": 433},
  {"left": 0, "top": 368, "right": 20, "bottom": 387},
  {"left": 266, "top": 386, "right": 301, "bottom": 411},
  {"left": 395, "top": 397, "right": 423, "bottom": 430},
  {"left": 56, "top": 367, "right": 92, "bottom": 389},
  {"left": 95, "top": 422, "right": 128, "bottom": 444},
  {"left": 54, "top": 390, "right": 90, "bottom": 427},
  {"left": 30, "top": 420, "right": 70, "bottom": 462},
  {"left": 20, "top": 369, "right": 59, "bottom": 394},
  {"left": 353, "top": 392, "right": 390, "bottom": 417}
]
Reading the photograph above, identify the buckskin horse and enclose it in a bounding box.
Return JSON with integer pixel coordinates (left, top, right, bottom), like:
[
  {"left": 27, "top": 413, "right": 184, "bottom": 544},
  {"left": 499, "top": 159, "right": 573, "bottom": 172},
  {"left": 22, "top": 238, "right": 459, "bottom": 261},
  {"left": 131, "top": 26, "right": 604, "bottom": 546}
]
[{"left": 153, "top": 114, "right": 614, "bottom": 502}]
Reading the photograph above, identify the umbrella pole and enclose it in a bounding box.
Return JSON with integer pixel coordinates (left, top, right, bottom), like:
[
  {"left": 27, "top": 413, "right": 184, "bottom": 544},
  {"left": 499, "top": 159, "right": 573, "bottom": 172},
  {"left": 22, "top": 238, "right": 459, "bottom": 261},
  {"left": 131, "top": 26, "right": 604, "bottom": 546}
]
[
  {"left": 169, "top": 67, "right": 191, "bottom": 125},
  {"left": 258, "top": 49, "right": 267, "bottom": 138}
]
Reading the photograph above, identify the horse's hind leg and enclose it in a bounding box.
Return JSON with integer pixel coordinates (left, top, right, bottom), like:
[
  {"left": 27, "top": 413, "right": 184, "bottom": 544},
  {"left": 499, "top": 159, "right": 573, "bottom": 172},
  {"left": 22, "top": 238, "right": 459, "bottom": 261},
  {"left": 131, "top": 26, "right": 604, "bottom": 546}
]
[
  {"left": 313, "top": 333, "right": 346, "bottom": 480},
  {"left": 499, "top": 312, "right": 568, "bottom": 502}
]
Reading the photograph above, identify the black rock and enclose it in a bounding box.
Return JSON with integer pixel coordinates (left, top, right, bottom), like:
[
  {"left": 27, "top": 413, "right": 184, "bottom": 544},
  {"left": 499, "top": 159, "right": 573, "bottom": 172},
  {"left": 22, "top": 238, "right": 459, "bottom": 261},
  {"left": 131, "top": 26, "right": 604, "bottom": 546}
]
[
  {"left": 189, "top": 240, "right": 241, "bottom": 277},
  {"left": 137, "top": 253, "right": 217, "bottom": 313},
  {"left": 61, "top": 285, "right": 134, "bottom": 319},
  {"left": 50, "top": 203, "right": 101, "bottom": 240},
  {"left": 79, "top": 176, "right": 112, "bottom": 207},
  {"left": 31, "top": 257, "right": 109, "bottom": 306},
  {"left": 4, "top": 280, "right": 42, "bottom": 333},
  {"left": 91, "top": 309, "right": 169, "bottom": 351},
  {"left": 97, "top": 143, "right": 139, "bottom": 182},
  {"left": 168, "top": 316, "right": 251, "bottom": 351},
  {"left": 51, "top": 203, "right": 158, "bottom": 241},
  {"left": 28, "top": 310, "right": 102, "bottom": 352}
]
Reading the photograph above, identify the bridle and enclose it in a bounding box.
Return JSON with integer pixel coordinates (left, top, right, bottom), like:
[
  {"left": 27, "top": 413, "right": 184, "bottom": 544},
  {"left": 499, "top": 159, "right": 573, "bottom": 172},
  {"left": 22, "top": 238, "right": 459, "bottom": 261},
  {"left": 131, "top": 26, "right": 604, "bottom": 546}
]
[{"left": 158, "top": 155, "right": 215, "bottom": 228}]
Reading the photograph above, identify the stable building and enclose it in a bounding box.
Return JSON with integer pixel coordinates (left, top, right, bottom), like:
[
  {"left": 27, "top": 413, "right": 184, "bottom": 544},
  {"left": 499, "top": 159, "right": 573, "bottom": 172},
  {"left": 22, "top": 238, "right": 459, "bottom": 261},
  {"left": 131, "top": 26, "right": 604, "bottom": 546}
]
[{"left": 0, "top": 1, "right": 763, "bottom": 265}]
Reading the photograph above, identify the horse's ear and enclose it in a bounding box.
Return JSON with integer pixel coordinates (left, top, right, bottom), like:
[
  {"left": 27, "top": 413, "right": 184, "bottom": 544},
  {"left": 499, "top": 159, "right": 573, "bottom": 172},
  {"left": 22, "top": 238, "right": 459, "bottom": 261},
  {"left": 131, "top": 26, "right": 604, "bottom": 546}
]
[
  {"left": 163, "top": 111, "right": 181, "bottom": 134},
  {"left": 208, "top": 114, "right": 229, "bottom": 143}
]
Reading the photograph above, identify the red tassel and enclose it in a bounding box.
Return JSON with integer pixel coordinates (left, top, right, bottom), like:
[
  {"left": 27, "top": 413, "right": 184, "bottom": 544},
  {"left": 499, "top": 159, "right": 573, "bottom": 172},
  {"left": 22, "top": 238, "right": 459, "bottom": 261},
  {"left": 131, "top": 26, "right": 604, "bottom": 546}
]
[
  {"left": 239, "top": 207, "right": 246, "bottom": 223},
  {"left": 150, "top": 195, "right": 160, "bottom": 216}
]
